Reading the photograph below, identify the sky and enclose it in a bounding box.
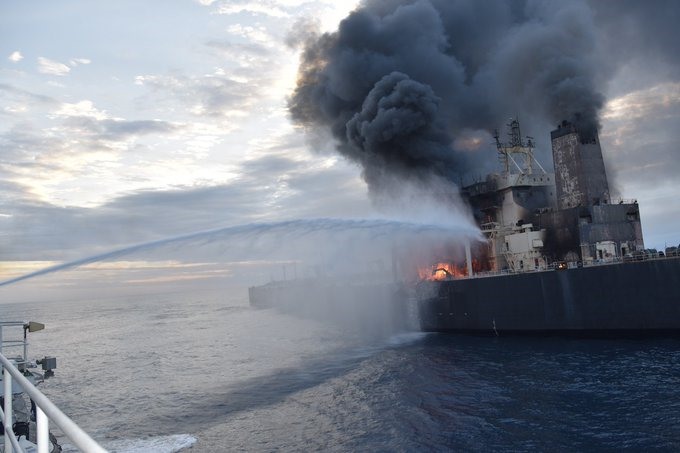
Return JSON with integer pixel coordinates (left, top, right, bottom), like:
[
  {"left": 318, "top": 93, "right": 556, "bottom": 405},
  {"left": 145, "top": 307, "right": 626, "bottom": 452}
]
[{"left": 1, "top": 0, "right": 679, "bottom": 300}]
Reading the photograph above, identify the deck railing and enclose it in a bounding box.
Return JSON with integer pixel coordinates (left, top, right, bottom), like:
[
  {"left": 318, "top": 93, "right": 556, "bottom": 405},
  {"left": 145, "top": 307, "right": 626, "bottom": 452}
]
[
  {"left": 0, "top": 322, "right": 106, "bottom": 453},
  {"left": 434, "top": 251, "right": 678, "bottom": 281}
]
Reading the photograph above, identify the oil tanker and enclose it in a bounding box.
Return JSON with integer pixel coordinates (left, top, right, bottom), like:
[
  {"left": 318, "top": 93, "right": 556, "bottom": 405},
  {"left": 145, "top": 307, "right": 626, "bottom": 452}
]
[
  {"left": 250, "top": 119, "right": 680, "bottom": 335},
  {"left": 417, "top": 119, "right": 680, "bottom": 335}
]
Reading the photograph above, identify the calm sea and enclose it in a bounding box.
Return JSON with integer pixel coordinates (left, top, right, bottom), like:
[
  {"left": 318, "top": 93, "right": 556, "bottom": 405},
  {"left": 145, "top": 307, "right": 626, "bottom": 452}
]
[{"left": 3, "top": 293, "right": 679, "bottom": 452}]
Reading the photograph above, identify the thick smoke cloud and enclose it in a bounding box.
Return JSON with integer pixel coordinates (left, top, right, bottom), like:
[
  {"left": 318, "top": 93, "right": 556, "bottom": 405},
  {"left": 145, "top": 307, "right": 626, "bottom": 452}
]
[
  {"left": 289, "top": 0, "right": 607, "bottom": 197},
  {"left": 345, "top": 72, "right": 458, "bottom": 188}
]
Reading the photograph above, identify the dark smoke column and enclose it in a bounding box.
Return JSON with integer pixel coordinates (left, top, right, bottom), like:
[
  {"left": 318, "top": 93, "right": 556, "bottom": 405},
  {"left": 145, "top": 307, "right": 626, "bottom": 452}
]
[
  {"left": 345, "top": 72, "right": 459, "bottom": 190},
  {"left": 288, "top": 0, "right": 608, "bottom": 200}
]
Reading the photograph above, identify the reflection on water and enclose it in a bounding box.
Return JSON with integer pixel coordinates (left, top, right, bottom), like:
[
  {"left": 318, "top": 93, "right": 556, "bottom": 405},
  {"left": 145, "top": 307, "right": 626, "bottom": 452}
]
[{"left": 3, "top": 295, "right": 680, "bottom": 451}]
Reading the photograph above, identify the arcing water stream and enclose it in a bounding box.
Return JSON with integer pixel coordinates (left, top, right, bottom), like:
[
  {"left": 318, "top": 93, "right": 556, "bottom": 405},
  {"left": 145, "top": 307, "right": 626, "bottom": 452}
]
[{"left": 0, "top": 217, "right": 480, "bottom": 287}]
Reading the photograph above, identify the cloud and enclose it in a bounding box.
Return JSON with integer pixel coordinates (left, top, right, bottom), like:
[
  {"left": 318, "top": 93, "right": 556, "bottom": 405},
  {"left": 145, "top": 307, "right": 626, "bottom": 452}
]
[
  {"left": 226, "top": 24, "right": 274, "bottom": 43},
  {"left": 0, "top": 144, "right": 370, "bottom": 262},
  {"left": 53, "top": 99, "right": 179, "bottom": 139},
  {"left": 603, "top": 82, "right": 680, "bottom": 122},
  {"left": 0, "top": 95, "right": 183, "bottom": 208},
  {"left": 135, "top": 73, "right": 258, "bottom": 118},
  {"left": 54, "top": 100, "right": 108, "bottom": 119},
  {"left": 37, "top": 57, "right": 71, "bottom": 76},
  {"left": 0, "top": 83, "right": 58, "bottom": 115},
  {"left": 213, "top": 1, "right": 289, "bottom": 18},
  {"left": 599, "top": 81, "right": 680, "bottom": 193},
  {"left": 205, "top": 39, "right": 272, "bottom": 58},
  {"left": 69, "top": 58, "right": 91, "bottom": 66},
  {"left": 62, "top": 116, "right": 179, "bottom": 141},
  {"left": 8, "top": 51, "right": 23, "bottom": 62}
]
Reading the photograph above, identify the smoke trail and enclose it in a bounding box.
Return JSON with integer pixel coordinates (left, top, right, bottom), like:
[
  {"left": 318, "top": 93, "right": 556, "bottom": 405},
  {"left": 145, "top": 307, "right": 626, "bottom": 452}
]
[
  {"left": 289, "top": 0, "right": 606, "bottom": 195},
  {"left": 0, "top": 218, "right": 480, "bottom": 287}
]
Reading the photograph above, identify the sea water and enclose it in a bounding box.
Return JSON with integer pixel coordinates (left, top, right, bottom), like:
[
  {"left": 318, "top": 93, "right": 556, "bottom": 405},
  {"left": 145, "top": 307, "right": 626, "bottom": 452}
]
[{"left": 3, "top": 294, "right": 680, "bottom": 452}]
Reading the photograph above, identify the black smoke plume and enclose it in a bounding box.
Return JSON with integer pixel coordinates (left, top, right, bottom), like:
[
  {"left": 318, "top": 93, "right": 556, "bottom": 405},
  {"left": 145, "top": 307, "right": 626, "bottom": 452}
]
[
  {"left": 345, "top": 71, "right": 459, "bottom": 189},
  {"left": 289, "top": 0, "right": 607, "bottom": 197}
]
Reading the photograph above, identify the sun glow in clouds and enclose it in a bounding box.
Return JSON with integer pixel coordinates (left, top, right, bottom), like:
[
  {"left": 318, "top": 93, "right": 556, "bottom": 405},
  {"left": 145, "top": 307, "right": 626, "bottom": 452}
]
[
  {"left": 603, "top": 82, "right": 680, "bottom": 121},
  {"left": 8, "top": 51, "right": 23, "bottom": 62},
  {"left": 0, "top": 0, "right": 678, "bottom": 271}
]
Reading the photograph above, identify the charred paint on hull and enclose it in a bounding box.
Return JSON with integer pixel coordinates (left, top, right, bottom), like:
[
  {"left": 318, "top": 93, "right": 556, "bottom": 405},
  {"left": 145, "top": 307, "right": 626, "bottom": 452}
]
[{"left": 417, "top": 257, "right": 680, "bottom": 334}]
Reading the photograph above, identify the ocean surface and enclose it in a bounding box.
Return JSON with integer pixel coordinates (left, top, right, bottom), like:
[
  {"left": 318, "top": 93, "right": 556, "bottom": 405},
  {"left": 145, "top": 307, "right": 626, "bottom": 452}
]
[{"left": 3, "top": 293, "right": 680, "bottom": 452}]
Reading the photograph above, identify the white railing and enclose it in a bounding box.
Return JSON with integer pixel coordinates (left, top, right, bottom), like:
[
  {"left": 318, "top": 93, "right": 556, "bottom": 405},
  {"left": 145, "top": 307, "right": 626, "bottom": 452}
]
[
  {"left": 0, "top": 321, "right": 106, "bottom": 453},
  {"left": 419, "top": 250, "right": 679, "bottom": 283},
  {"left": 1, "top": 353, "right": 107, "bottom": 453}
]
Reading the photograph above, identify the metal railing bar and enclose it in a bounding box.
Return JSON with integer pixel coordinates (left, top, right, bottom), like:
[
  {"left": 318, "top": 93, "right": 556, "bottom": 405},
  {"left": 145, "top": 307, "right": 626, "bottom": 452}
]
[
  {"left": 37, "top": 406, "right": 48, "bottom": 453},
  {"left": 2, "top": 423, "right": 22, "bottom": 453},
  {"left": 4, "top": 365, "right": 12, "bottom": 453},
  {"left": 1, "top": 403, "right": 23, "bottom": 453},
  {"left": 0, "top": 354, "right": 107, "bottom": 453}
]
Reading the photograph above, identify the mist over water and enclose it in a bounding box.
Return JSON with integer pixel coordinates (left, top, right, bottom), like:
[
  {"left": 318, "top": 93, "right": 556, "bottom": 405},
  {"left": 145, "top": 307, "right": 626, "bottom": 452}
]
[{"left": 0, "top": 212, "right": 483, "bottom": 450}]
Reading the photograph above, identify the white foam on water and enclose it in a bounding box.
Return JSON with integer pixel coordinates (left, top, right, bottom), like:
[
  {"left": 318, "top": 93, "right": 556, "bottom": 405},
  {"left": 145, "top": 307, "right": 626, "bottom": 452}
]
[
  {"left": 62, "top": 434, "right": 197, "bottom": 453},
  {"left": 386, "top": 331, "right": 429, "bottom": 347}
]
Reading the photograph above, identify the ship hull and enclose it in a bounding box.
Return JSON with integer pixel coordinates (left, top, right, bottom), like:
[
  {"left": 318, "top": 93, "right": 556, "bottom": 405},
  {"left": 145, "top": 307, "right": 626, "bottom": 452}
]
[{"left": 417, "top": 257, "right": 680, "bottom": 334}]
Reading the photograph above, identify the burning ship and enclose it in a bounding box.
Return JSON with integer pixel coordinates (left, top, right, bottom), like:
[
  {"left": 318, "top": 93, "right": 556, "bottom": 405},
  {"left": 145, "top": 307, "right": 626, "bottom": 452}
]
[
  {"left": 417, "top": 119, "right": 680, "bottom": 334},
  {"left": 249, "top": 119, "right": 680, "bottom": 335}
]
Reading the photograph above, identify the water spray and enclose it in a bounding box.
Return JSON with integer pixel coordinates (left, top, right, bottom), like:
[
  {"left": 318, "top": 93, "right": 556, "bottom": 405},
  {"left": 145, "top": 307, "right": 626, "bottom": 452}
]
[{"left": 0, "top": 218, "right": 481, "bottom": 287}]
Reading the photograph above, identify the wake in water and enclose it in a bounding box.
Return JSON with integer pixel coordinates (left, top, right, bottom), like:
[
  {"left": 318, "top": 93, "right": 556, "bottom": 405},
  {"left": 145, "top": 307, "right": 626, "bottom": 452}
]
[
  {"left": 62, "top": 434, "right": 196, "bottom": 453},
  {"left": 0, "top": 217, "right": 480, "bottom": 287}
]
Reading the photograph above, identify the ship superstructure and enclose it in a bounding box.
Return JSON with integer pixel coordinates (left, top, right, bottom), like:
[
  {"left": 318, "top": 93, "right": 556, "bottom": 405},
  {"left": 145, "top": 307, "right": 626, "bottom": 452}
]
[
  {"left": 415, "top": 119, "right": 680, "bottom": 335},
  {"left": 537, "top": 121, "right": 643, "bottom": 263},
  {"left": 464, "top": 119, "right": 556, "bottom": 272},
  {"left": 462, "top": 119, "right": 644, "bottom": 272}
]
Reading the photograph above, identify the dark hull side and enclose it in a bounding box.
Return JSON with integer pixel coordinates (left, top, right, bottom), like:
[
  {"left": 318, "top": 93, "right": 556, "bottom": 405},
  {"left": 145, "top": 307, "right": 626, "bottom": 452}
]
[{"left": 417, "top": 257, "right": 680, "bottom": 334}]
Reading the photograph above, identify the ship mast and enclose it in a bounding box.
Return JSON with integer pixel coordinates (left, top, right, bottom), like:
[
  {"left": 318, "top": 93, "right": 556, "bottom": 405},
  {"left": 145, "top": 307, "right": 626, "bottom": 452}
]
[{"left": 493, "top": 119, "right": 546, "bottom": 176}]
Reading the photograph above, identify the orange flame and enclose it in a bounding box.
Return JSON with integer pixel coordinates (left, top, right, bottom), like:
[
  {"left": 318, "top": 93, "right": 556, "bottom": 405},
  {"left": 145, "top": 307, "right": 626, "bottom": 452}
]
[{"left": 418, "top": 262, "right": 468, "bottom": 281}]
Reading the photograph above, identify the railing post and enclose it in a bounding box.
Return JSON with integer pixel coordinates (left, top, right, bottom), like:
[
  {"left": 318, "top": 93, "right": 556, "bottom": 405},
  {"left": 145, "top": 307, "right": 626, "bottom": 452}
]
[
  {"left": 37, "top": 405, "right": 49, "bottom": 453},
  {"left": 4, "top": 366, "right": 13, "bottom": 453}
]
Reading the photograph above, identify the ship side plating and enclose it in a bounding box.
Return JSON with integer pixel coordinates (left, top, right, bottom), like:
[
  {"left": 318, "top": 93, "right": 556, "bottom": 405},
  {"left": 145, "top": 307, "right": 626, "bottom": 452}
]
[{"left": 418, "top": 257, "right": 680, "bottom": 334}]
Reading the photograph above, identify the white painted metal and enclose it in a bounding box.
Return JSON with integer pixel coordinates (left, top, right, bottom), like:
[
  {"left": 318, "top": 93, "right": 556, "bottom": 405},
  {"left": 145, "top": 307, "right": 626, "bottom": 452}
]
[
  {"left": 0, "top": 353, "right": 107, "bottom": 452},
  {"left": 36, "top": 406, "right": 48, "bottom": 453},
  {"left": 0, "top": 322, "right": 107, "bottom": 453},
  {"left": 4, "top": 365, "right": 12, "bottom": 453}
]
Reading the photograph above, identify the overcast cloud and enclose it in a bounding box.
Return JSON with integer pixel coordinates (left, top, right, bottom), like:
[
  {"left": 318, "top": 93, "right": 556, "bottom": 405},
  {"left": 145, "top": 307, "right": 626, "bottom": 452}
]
[{"left": 0, "top": 0, "right": 678, "bottom": 295}]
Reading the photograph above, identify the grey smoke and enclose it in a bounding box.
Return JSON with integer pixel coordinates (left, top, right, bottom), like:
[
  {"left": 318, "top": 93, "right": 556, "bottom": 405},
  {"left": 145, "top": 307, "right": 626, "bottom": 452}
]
[
  {"left": 288, "top": 0, "right": 615, "bottom": 196},
  {"left": 345, "top": 71, "right": 459, "bottom": 188}
]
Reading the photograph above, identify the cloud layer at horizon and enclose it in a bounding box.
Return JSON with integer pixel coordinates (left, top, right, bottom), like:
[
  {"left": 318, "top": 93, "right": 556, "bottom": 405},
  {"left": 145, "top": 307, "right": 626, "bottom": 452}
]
[{"left": 1, "top": 0, "right": 679, "bottom": 290}]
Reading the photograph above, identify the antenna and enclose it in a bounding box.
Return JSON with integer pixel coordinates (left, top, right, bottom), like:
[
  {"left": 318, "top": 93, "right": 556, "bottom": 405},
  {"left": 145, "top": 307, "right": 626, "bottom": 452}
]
[{"left": 495, "top": 118, "right": 545, "bottom": 176}]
